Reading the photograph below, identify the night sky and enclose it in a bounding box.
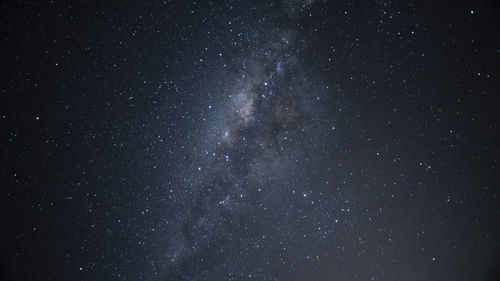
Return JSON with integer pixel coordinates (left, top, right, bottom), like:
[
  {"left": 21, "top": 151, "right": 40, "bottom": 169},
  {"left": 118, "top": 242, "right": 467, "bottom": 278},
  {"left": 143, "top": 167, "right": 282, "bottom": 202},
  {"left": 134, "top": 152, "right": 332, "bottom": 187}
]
[{"left": 2, "top": 1, "right": 500, "bottom": 280}]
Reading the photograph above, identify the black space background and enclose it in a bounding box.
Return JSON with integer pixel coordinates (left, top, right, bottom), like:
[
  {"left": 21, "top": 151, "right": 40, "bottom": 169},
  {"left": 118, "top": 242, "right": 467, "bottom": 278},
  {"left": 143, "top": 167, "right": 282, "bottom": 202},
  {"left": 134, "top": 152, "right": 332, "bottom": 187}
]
[{"left": 1, "top": 1, "right": 500, "bottom": 280}]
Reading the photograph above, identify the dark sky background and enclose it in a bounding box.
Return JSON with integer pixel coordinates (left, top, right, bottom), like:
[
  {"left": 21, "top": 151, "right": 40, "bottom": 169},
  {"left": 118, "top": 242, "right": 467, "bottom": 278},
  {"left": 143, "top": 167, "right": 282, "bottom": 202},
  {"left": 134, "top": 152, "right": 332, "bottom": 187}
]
[{"left": 1, "top": 0, "right": 500, "bottom": 280}]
